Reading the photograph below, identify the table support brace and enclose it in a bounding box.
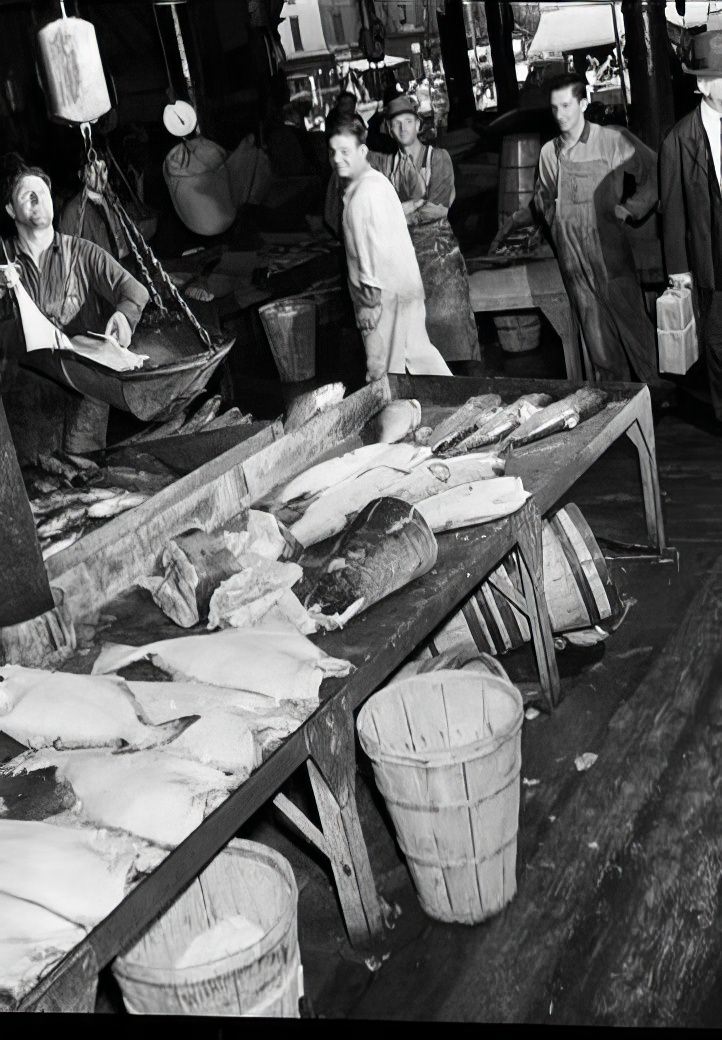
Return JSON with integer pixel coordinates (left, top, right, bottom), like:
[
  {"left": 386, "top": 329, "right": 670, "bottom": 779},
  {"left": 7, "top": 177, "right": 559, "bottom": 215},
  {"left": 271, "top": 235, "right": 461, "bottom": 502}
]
[{"left": 625, "top": 395, "right": 666, "bottom": 552}]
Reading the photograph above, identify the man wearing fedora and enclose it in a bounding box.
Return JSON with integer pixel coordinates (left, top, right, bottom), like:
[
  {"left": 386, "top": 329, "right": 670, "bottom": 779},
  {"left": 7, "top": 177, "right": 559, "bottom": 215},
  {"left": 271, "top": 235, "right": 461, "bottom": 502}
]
[{"left": 660, "top": 30, "right": 722, "bottom": 420}]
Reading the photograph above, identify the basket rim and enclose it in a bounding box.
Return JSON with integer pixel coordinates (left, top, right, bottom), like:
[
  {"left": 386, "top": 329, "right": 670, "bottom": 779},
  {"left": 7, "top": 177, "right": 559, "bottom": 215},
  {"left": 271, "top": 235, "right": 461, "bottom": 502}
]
[
  {"left": 114, "top": 839, "right": 298, "bottom": 982},
  {"left": 357, "top": 669, "right": 524, "bottom": 763}
]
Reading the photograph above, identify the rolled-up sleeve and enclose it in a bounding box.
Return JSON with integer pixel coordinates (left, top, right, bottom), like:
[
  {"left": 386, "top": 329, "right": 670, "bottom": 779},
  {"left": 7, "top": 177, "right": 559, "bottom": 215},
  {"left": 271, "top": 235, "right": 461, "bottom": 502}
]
[
  {"left": 427, "top": 149, "right": 456, "bottom": 207},
  {"left": 79, "top": 239, "right": 149, "bottom": 331}
]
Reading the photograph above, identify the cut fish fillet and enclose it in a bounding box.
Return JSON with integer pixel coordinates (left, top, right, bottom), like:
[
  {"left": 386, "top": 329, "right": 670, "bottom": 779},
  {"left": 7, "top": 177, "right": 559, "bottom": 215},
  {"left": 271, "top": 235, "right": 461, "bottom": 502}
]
[
  {"left": 92, "top": 624, "right": 354, "bottom": 702},
  {"left": 0, "top": 665, "right": 198, "bottom": 751},
  {"left": 12, "top": 749, "right": 236, "bottom": 847}
]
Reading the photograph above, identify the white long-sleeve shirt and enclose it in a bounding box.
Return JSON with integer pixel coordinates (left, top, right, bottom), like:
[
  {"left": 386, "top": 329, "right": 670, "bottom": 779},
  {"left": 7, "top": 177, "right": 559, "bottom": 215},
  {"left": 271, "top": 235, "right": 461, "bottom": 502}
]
[
  {"left": 700, "top": 98, "right": 722, "bottom": 186},
  {"left": 341, "top": 167, "right": 424, "bottom": 301}
]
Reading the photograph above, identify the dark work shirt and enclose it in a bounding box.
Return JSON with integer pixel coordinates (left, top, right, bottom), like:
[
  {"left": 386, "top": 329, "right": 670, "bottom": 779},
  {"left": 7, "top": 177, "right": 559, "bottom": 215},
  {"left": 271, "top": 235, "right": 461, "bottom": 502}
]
[{"left": 3, "top": 231, "right": 149, "bottom": 337}]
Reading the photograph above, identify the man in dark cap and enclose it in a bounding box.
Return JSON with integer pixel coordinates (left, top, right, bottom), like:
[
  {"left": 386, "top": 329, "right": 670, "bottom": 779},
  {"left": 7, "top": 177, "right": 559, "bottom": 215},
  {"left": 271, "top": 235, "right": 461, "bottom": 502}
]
[{"left": 660, "top": 30, "right": 722, "bottom": 419}]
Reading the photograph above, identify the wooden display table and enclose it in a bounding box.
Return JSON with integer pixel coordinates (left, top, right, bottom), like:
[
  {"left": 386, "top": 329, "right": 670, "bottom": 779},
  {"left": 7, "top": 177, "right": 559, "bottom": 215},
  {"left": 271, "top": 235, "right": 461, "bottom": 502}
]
[
  {"left": 14, "top": 375, "right": 664, "bottom": 1012},
  {"left": 467, "top": 259, "right": 587, "bottom": 382}
]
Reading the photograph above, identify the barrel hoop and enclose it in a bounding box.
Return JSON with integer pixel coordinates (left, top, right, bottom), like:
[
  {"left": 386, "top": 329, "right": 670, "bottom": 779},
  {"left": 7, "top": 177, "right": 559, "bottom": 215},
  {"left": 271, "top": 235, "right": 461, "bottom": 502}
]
[
  {"left": 400, "top": 833, "right": 518, "bottom": 870},
  {"left": 380, "top": 769, "right": 520, "bottom": 812},
  {"left": 563, "top": 502, "right": 622, "bottom": 618},
  {"left": 548, "top": 509, "right": 601, "bottom": 626}
]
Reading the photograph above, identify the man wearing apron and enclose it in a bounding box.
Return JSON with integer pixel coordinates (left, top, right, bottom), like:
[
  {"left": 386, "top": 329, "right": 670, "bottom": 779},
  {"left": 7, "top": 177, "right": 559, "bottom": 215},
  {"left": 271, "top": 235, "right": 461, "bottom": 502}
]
[
  {"left": 493, "top": 74, "right": 659, "bottom": 383},
  {"left": 327, "top": 114, "right": 451, "bottom": 380},
  {"left": 379, "top": 95, "right": 480, "bottom": 373},
  {"left": 0, "top": 166, "right": 148, "bottom": 454}
]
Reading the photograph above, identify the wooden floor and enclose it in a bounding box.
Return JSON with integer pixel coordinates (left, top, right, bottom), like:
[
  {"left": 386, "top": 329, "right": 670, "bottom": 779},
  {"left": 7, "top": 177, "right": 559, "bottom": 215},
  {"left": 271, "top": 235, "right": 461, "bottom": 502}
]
[{"left": 215, "top": 405, "right": 722, "bottom": 1025}]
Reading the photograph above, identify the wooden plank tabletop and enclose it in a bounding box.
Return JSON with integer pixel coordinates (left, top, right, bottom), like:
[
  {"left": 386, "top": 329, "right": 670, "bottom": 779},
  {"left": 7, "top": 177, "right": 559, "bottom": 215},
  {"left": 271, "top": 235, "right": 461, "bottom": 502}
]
[
  {"left": 468, "top": 258, "right": 565, "bottom": 311},
  {"left": 16, "top": 374, "right": 655, "bottom": 1010}
]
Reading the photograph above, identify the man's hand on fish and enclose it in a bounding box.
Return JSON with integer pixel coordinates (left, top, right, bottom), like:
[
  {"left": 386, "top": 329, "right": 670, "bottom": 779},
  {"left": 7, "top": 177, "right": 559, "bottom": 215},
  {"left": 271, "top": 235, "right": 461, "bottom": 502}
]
[{"left": 104, "top": 309, "right": 132, "bottom": 348}]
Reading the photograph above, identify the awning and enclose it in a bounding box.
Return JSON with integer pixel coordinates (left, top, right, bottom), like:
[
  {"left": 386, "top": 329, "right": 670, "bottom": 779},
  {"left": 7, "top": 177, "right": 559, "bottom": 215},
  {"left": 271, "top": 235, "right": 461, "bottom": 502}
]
[
  {"left": 666, "top": 2, "right": 721, "bottom": 27},
  {"left": 528, "top": 3, "right": 623, "bottom": 58}
]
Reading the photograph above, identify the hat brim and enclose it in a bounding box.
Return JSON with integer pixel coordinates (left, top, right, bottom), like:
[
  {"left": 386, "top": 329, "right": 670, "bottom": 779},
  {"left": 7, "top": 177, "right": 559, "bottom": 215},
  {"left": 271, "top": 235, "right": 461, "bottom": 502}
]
[{"left": 682, "top": 63, "right": 722, "bottom": 77}]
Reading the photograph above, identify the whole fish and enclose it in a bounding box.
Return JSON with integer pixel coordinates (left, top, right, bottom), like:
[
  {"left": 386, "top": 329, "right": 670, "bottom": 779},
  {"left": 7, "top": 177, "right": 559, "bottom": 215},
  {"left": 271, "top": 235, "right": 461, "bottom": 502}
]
[
  {"left": 27, "top": 474, "right": 62, "bottom": 496},
  {"left": 30, "top": 487, "right": 122, "bottom": 518},
  {"left": 0, "top": 664, "right": 199, "bottom": 751},
  {"left": 430, "top": 394, "right": 502, "bottom": 454},
  {"left": 36, "top": 453, "right": 80, "bottom": 484},
  {"left": 279, "top": 442, "right": 399, "bottom": 503},
  {"left": 446, "top": 394, "right": 553, "bottom": 455},
  {"left": 382, "top": 452, "right": 506, "bottom": 504},
  {"left": 414, "top": 476, "right": 530, "bottom": 533},
  {"left": 101, "top": 466, "right": 176, "bottom": 496},
  {"left": 36, "top": 505, "right": 88, "bottom": 541},
  {"left": 373, "top": 399, "right": 422, "bottom": 443},
  {"left": 92, "top": 625, "right": 355, "bottom": 703},
  {"left": 181, "top": 394, "right": 222, "bottom": 434},
  {"left": 40, "top": 528, "right": 85, "bottom": 559},
  {"left": 203, "top": 407, "right": 252, "bottom": 431},
  {"left": 289, "top": 445, "right": 432, "bottom": 546},
  {"left": 504, "top": 388, "right": 608, "bottom": 449},
  {"left": 86, "top": 491, "right": 148, "bottom": 518}
]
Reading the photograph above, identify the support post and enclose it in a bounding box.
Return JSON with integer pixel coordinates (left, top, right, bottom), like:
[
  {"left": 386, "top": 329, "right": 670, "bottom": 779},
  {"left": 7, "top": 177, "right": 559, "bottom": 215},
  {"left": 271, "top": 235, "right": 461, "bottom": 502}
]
[
  {"left": 304, "top": 694, "right": 386, "bottom": 955},
  {"left": 512, "top": 498, "right": 561, "bottom": 711},
  {"left": 484, "top": 1, "right": 519, "bottom": 115},
  {"left": 624, "top": 389, "right": 666, "bottom": 552},
  {"left": 622, "top": 0, "right": 675, "bottom": 149},
  {"left": 437, "top": 0, "right": 476, "bottom": 129},
  {"left": 0, "top": 399, "right": 53, "bottom": 628}
]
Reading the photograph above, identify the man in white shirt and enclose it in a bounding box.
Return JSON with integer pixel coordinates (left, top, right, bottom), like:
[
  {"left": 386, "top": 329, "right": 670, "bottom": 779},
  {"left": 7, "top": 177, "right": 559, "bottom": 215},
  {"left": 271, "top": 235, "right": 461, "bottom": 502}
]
[
  {"left": 660, "top": 30, "right": 722, "bottom": 419},
  {"left": 327, "top": 113, "right": 451, "bottom": 381}
]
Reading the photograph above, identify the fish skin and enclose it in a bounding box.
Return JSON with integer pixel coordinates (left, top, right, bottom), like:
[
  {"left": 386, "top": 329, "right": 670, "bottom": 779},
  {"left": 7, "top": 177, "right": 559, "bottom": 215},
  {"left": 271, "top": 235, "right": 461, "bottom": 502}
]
[
  {"left": 505, "top": 389, "right": 608, "bottom": 449},
  {"left": 36, "top": 505, "right": 88, "bottom": 540},
  {"left": 279, "top": 443, "right": 399, "bottom": 503},
  {"left": 429, "top": 394, "right": 502, "bottom": 454},
  {"left": 382, "top": 452, "right": 505, "bottom": 503},
  {"left": 289, "top": 445, "right": 432, "bottom": 546},
  {"left": 101, "top": 467, "right": 175, "bottom": 496},
  {"left": 181, "top": 394, "right": 222, "bottom": 434},
  {"left": 446, "top": 394, "right": 553, "bottom": 455},
  {"left": 0, "top": 665, "right": 199, "bottom": 751}
]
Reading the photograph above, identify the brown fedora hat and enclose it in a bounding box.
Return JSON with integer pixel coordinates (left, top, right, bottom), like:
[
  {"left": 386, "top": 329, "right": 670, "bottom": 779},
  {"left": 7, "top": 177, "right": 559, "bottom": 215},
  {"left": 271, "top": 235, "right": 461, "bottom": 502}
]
[{"left": 682, "top": 29, "right": 722, "bottom": 77}]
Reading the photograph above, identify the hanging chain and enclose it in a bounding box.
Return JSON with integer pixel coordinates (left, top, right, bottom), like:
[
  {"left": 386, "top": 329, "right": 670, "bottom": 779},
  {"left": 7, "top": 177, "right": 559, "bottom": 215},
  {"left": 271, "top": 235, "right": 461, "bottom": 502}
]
[{"left": 76, "top": 122, "right": 213, "bottom": 351}]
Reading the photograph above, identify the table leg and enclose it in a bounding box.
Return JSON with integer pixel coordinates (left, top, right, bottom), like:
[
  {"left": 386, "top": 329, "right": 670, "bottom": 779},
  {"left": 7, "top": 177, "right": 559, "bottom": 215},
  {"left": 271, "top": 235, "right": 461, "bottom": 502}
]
[
  {"left": 304, "top": 697, "right": 386, "bottom": 955},
  {"left": 538, "top": 295, "right": 583, "bottom": 382},
  {"left": 511, "top": 500, "right": 561, "bottom": 711},
  {"left": 625, "top": 391, "right": 666, "bottom": 552}
]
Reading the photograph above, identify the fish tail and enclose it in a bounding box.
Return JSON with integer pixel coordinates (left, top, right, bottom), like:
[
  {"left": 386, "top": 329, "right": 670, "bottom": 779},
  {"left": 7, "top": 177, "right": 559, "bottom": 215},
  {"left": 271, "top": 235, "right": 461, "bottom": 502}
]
[{"left": 142, "top": 713, "right": 201, "bottom": 748}]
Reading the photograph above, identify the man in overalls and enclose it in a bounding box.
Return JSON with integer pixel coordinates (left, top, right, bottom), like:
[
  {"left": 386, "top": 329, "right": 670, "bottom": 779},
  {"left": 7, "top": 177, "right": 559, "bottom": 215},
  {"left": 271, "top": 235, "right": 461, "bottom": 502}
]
[{"left": 492, "top": 73, "right": 659, "bottom": 383}]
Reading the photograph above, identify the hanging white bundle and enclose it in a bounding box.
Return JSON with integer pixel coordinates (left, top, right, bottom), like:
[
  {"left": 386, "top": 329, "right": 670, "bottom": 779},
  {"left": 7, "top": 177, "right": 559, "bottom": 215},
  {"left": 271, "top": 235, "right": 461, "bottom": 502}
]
[{"left": 37, "top": 15, "right": 111, "bottom": 124}]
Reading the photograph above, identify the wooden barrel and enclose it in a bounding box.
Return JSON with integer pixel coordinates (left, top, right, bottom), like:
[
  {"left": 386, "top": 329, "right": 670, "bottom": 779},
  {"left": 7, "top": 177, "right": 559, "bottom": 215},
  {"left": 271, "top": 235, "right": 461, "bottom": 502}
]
[
  {"left": 112, "top": 840, "right": 300, "bottom": 1017},
  {"left": 357, "top": 661, "right": 524, "bottom": 925},
  {"left": 493, "top": 311, "right": 542, "bottom": 354},
  {"left": 429, "top": 504, "right": 623, "bottom": 658},
  {"left": 258, "top": 298, "right": 316, "bottom": 383},
  {"left": 497, "top": 132, "right": 541, "bottom": 227}
]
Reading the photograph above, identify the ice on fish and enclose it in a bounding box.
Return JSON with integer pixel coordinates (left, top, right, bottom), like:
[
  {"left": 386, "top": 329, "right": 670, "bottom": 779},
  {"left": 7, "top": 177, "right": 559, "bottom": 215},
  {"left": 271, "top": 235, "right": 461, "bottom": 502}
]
[
  {"left": 0, "top": 665, "right": 198, "bottom": 751},
  {"left": 12, "top": 748, "right": 237, "bottom": 847},
  {"left": 279, "top": 442, "right": 413, "bottom": 503},
  {"left": 0, "top": 891, "right": 85, "bottom": 1003},
  {"left": 92, "top": 625, "right": 354, "bottom": 702}
]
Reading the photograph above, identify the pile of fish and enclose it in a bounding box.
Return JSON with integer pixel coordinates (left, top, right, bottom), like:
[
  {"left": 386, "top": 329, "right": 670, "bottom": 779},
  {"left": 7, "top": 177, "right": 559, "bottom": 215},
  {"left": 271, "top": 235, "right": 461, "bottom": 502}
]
[
  {"left": 23, "top": 452, "right": 176, "bottom": 559},
  {"left": 429, "top": 388, "right": 609, "bottom": 458},
  {"left": 124, "top": 394, "right": 254, "bottom": 446},
  {"left": 0, "top": 818, "right": 161, "bottom": 1005}
]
